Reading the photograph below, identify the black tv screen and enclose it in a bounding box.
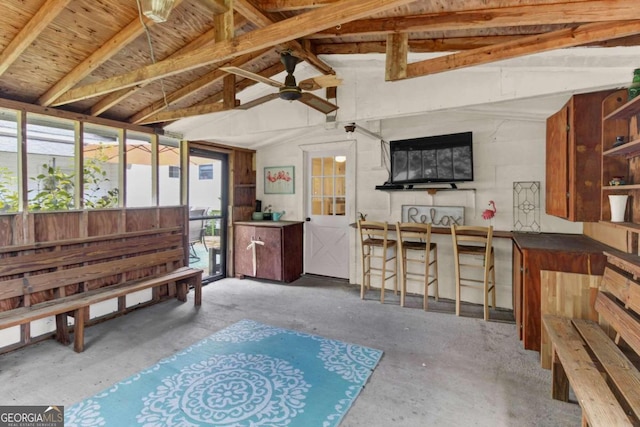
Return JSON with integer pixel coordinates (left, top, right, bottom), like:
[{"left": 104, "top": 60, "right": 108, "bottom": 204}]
[{"left": 390, "top": 131, "right": 473, "bottom": 184}]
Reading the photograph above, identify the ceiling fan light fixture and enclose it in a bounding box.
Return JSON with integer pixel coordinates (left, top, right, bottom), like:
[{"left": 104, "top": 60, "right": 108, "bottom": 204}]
[
  {"left": 279, "top": 87, "right": 302, "bottom": 101},
  {"left": 141, "top": 0, "right": 175, "bottom": 23}
]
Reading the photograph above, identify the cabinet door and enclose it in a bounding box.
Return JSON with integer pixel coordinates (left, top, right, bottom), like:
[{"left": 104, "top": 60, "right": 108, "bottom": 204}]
[
  {"left": 234, "top": 225, "right": 256, "bottom": 277},
  {"left": 256, "top": 227, "right": 283, "bottom": 281},
  {"left": 546, "top": 103, "right": 569, "bottom": 218}
]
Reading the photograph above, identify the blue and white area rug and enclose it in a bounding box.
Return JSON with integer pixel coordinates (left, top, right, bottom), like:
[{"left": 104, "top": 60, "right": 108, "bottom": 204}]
[{"left": 65, "top": 319, "right": 383, "bottom": 426}]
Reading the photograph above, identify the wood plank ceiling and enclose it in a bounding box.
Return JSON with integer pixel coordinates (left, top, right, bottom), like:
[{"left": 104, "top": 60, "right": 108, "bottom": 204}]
[{"left": 1, "top": 0, "right": 640, "bottom": 129}]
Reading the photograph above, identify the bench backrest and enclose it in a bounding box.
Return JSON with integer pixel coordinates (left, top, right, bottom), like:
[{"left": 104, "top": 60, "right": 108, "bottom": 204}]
[
  {"left": 0, "top": 226, "right": 186, "bottom": 311},
  {"left": 598, "top": 261, "right": 640, "bottom": 356}
]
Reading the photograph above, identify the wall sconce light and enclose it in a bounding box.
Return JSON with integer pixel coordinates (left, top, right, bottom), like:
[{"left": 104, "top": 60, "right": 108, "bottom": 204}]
[
  {"left": 141, "top": 0, "right": 176, "bottom": 23},
  {"left": 344, "top": 123, "right": 356, "bottom": 140}
]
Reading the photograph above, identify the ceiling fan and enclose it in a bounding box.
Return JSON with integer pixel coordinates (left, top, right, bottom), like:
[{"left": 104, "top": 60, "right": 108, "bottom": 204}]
[{"left": 221, "top": 52, "right": 341, "bottom": 114}]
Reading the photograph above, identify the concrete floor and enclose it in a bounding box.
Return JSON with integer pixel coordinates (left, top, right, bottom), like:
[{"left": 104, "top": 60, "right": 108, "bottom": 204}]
[{"left": 0, "top": 275, "right": 581, "bottom": 426}]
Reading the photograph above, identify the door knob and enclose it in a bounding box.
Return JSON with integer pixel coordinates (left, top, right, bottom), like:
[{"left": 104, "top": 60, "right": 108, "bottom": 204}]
[{"left": 305, "top": 217, "right": 311, "bottom": 221}]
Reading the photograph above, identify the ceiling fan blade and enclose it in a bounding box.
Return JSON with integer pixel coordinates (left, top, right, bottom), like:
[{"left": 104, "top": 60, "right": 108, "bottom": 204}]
[
  {"left": 299, "top": 74, "right": 343, "bottom": 91},
  {"left": 298, "top": 92, "right": 339, "bottom": 114},
  {"left": 237, "top": 93, "right": 280, "bottom": 110},
  {"left": 220, "top": 66, "right": 283, "bottom": 89}
]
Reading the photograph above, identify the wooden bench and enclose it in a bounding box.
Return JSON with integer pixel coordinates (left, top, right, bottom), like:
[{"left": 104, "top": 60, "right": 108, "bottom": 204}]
[
  {"left": 542, "top": 251, "right": 640, "bottom": 426},
  {"left": 0, "top": 226, "right": 202, "bottom": 353}
]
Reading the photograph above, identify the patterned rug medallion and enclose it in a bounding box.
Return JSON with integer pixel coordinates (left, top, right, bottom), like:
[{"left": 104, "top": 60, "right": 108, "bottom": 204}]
[{"left": 65, "top": 319, "right": 383, "bottom": 426}]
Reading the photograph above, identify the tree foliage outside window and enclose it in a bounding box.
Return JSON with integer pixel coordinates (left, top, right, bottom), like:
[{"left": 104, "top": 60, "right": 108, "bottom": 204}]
[
  {"left": 29, "top": 164, "right": 75, "bottom": 211},
  {"left": 0, "top": 155, "right": 119, "bottom": 212},
  {"left": 0, "top": 167, "right": 19, "bottom": 212}
]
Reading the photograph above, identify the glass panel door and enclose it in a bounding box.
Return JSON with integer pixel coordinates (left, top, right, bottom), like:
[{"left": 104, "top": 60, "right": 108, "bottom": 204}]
[{"left": 188, "top": 148, "right": 228, "bottom": 282}]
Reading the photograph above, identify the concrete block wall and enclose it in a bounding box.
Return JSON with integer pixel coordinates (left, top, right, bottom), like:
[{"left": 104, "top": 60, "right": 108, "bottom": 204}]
[{"left": 255, "top": 112, "right": 582, "bottom": 310}]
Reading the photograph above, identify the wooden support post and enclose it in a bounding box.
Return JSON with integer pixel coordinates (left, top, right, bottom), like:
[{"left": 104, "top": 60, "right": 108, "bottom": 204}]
[
  {"left": 73, "top": 307, "right": 86, "bottom": 353},
  {"left": 385, "top": 33, "right": 408, "bottom": 81},
  {"left": 55, "top": 313, "right": 71, "bottom": 345}
]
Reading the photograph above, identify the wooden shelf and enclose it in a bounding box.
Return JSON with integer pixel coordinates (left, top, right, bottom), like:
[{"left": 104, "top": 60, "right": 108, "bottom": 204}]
[
  {"left": 602, "top": 184, "right": 640, "bottom": 191},
  {"left": 375, "top": 186, "right": 475, "bottom": 195},
  {"left": 604, "top": 93, "right": 640, "bottom": 120},
  {"left": 603, "top": 137, "right": 640, "bottom": 157}
]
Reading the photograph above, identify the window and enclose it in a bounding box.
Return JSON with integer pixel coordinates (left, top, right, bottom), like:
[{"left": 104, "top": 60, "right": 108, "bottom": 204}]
[
  {"left": 83, "top": 124, "right": 120, "bottom": 210},
  {"left": 169, "top": 166, "right": 180, "bottom": 178},
  {"left": 311, "top": 156, "right": 346, "bottom": 216},
  {"left": 26, "top": 113, "right": 76, "bottom": 211},
  {"left": 199, "top": 164, "right": 213, "bottom": 180}
]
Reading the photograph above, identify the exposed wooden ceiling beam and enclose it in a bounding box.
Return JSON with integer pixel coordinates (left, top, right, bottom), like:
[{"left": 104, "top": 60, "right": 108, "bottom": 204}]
[
  {"left": 0, "top": 0, "right": 72, "bottom": 77},
  {"left": 217, "top": 0, "right": 236, "bottom": 109},
  {"left": 128, "top": 51, "right": 268, "bottom": 124},
  {"left": 309, "top": 0, "right": 640, "bottom": 39},
  {"left": 91, "top": 13, "right": 250, "bottom": 117},
  {"left": 385, "top": 33, "right": 408, "bottom": 81},
  {"left": 52, "top": 0, "right": 412, "bottom": 106},
  {"left": 259, "top": 0, "right": 339, "bottom": 12},
  {"left": 189, "top": 62, "right": 285, "bottom": 108},
  {"left": 140, "top": 101, "right": 236, "bottom": 125},
  {"left": 90, "top": 24, "right": 220, "bottom": 116},
  {"left": 38, "top": 0, "right": 185, "bottom": 107},
  {"left": 201, "top": 0, "right": 230, "bottom": 14},
  {"left": 139, "top": 62, "right": 286, "bottom": 123},
  {"left": 396, "top": 20, "right": 640, "bottom": 81},
  {"left": 234, "top": 0, "right": 334, "bottom": 74},
  {"left": 313, "top": 36, "right": 528, "bottom": 54}
]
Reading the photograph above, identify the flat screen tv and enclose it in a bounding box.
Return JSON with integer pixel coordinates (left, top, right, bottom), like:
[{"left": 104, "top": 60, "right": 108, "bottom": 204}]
[{"left": 390, "top": 131, "right": 473, "bottom": 185}]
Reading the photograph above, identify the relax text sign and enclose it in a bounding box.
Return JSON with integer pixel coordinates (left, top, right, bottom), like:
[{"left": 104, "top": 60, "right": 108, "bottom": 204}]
[{"left": 401, "top": 205, "right": 464, "bottom": 226}]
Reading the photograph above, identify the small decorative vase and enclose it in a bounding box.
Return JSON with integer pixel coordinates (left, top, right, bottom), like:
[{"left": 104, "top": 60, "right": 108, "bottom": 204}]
[
  {"left": 629, "top": 69, "right": 640, "bottom": 101},
  {"left": 609, "top": 194, "right": 629, "bottom": 222}
]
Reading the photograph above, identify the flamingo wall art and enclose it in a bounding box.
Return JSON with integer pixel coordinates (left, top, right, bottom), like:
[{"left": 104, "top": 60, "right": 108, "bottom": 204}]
[{"left": 482, "top": 200, "right": 497, "bottom": 220}]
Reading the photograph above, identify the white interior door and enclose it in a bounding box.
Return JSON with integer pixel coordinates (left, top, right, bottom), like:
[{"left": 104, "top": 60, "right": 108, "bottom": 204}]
[{"left": 304, "top": 150, "right": 350, "bottom": 278}]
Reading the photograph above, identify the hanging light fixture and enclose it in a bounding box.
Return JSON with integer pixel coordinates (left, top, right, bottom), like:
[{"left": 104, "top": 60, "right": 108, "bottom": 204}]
[{"left": 141, "top": 0, "right": 176, "bottom": 23}]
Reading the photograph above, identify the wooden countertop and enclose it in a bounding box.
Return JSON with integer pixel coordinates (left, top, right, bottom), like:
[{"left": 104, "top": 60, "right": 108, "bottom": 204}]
[
  {"left": 234, "top": 220, "right": 304, "bottom": 227},
  {"left": 350, "top": 223, "right": 512, "bottom": 239},
  {"left": 512, "top": 232, "right": 613, "bottom": 253}
]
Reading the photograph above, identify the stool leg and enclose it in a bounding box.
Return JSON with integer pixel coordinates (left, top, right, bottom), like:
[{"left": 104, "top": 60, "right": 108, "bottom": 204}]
[
  {"left": 483, "top": 260, "right": 491, "bottom": 321},
  {"left": 392, "top": 247, "right": 398, "bottom": 296},
  {"left": 432, "top": 248, "right": 439, "bottom": 302},
  {"left": 454, "top": 256, "right": 461, "bottom": 317},
  {"left": 360, "top": 246, "right": 367, "bottom": 299},
  {"left": 380, "top": 247, "right": 386, "bottom": 304},
  {"left": 423, "top": 248, "right": 429, "bottom": 311},
  {"left": 491, "top": 255, "right": 497, "bottom": 308},
  {"left": 400, "top": 248, "right": 406, "bottom": 307}
]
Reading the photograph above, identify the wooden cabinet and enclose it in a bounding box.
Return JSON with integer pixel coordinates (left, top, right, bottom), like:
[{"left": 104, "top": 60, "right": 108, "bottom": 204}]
[
  {"left": 512, "top": 233, "right": 608, "bottom": 352},
  {"left": 601, "top": 89, "right": 640, "bottom": 226},
  {"left": 234, "top": 221, "right": 303, "bottom": 282},
  {"left": 546, "top": 91, "right": 612, "bottom": 221}
]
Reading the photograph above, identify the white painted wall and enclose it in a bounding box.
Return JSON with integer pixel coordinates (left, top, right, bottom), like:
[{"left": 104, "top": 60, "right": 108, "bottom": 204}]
[{"left": 255, "top": 111, "right": 583, "bottom": 309}]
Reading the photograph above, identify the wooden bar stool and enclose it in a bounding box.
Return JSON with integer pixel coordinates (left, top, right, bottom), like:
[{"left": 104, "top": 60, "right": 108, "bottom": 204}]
[
  {"left": 357, "top": 220, "right": 397, "bottom": 303},
  {"left": 396, "top": 222, "right": 438, "bottom": 310},
  {"left": 451, "top": 224, "right": 496, "bottom": 321}
]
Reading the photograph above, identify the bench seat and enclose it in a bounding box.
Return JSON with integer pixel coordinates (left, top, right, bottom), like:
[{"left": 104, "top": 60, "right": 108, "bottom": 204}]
[
  {"left": 0, "top": 225, "right": 203, "bottom": 353},
  {"left": 543, "top": 254, "right": 640, "bottom": 427}
]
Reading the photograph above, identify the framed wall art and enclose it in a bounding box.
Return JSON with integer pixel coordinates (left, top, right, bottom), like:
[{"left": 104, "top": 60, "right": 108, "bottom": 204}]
[{"left": 264, "top": 166, "right": 295, "bottom": 194}]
